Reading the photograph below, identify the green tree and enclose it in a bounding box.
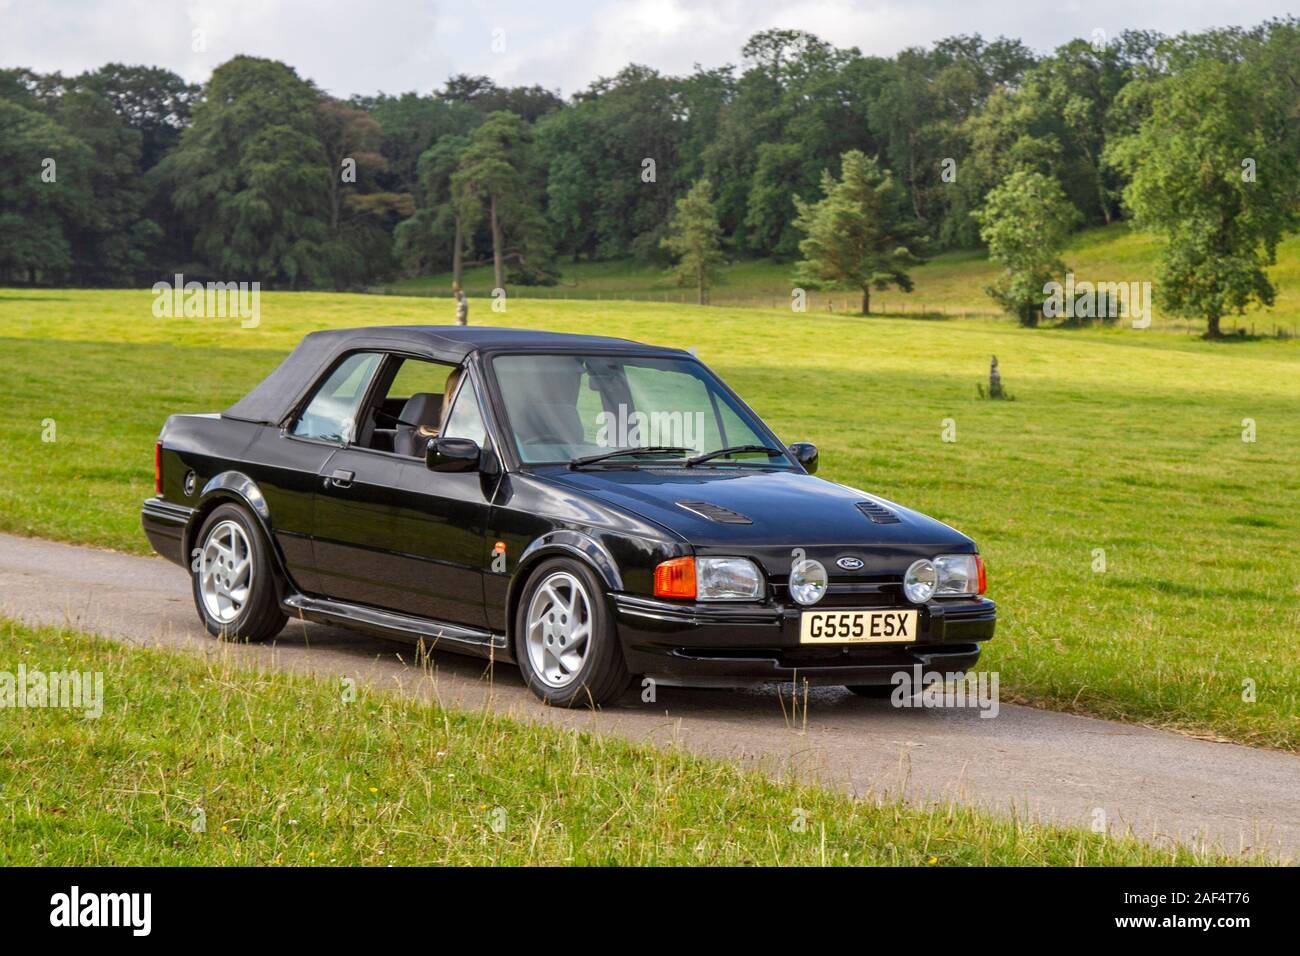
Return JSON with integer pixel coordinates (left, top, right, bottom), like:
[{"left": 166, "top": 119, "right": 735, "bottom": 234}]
[
  {"left": 50, "top": 83, "right": 163, "bottom": 285},
  {"left": 972, "top": 169, "right": 1079, "bottom": 326},
  {"left": 534, "top": 107, "right": 600, "bottom": 261},
  {"left": 1108, "top": 57, "right": 1300, "bottom": 338},
  {"left": 164, "top": 56, "right": 330, "bottom": 287},
  {"left": 451, "top": 111, "right": 553, "bottom": 291},
  {"left": 660, "top": 179, "right": 725, "bottom": 304},
  {"left": 439, "top": 74, "right": 563, "bottom": 122},
  {"left": 744, "top": 142, "right": 810, "bottom": 257},
  {"left": 394, "top": 135, "right": 469, "bottom": 280},
  {"left": 315, "top": 98, "right": 410, "bottom": 288},
  {"left": 0, "top": 98, "right": 90, "bottom": 283},
  {"left": 792, "top": 150, "right": 927, "bottom": 314},
  {"left": 81, "top": 64, "right": 198, "bottom": 170},
  {"left": 0, "top": 71, "right": 165, "bottom": 286},
  {"left": 353, "top": 92, "right": 478, "bottom": 196}
]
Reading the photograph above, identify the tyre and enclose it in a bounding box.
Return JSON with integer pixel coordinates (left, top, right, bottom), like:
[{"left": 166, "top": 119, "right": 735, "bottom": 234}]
[
  {"left": 514, "top": 557, "right": 630, "bottom": 707},
  {"left": 191, "top": 503, "right": 287, "bottom": 642}
]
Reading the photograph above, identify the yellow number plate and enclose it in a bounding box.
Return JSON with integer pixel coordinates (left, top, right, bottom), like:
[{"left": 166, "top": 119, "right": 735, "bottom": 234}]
[{"left": 799, "top": 609, "right": 918, "bottom": 644}]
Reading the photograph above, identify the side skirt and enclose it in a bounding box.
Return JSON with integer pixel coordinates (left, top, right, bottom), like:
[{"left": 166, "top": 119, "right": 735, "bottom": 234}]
[{"left": 281, "top": 594, "right": 512, "bottom": 663}]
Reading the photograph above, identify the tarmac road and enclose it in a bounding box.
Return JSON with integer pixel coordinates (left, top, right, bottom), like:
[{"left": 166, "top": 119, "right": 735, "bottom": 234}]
[{"left": 2, "top": 531, "right": 1297, "bottom": 861}]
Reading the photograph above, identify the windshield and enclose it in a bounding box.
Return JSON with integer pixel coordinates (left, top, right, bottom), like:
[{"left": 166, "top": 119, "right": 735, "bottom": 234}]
[{"left": 491, "top": 353, "right": 788, "bottom": 466}]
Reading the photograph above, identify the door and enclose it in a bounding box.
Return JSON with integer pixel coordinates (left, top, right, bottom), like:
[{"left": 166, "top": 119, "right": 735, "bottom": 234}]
[
  {"left": 387, "top": 369, "right": 495, "bottom": 627},
  {"left": 311, "top": 444, "right": 410, "bottom": 608},
  {"left": 270, "top": 350, "right": 384, "bottom": 594},
  {"left": 309, "top": 356, "right": 494, "bottom": 627}
]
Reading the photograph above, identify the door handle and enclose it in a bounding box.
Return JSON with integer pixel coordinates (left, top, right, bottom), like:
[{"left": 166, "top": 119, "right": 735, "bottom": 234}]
[{"left": 326, "top": 468, "right": 354, "bottom": 489}]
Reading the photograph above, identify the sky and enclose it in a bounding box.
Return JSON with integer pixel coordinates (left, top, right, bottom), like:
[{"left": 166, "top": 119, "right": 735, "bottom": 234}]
[{"left": 1, "top": 0, "right": 1295, "bottom": 98}]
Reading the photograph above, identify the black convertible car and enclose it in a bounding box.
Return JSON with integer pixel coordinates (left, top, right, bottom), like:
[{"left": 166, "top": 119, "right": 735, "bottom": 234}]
[{"left": 143, "top": 326, "right": 995, "bottom": 705}]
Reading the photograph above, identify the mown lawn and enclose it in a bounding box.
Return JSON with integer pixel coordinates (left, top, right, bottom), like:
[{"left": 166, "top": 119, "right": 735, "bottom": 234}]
[
  {"left": 0, "top": 619, "right": 1242, "bottom": 865},
  {"left": 381, "top": 223, "right": 1300, "bottom": 335},
  {"left": 0, "top": 289, "right": 1297, "bottom": 751}
]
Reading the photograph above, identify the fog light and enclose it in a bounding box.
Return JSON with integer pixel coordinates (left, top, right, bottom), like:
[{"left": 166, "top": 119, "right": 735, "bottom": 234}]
[
  {"left": 789, "top": 558, "right": 827, "bottom": 606},
  {"left": 903, "top": 559, "right": 937, "bottom": 603}
]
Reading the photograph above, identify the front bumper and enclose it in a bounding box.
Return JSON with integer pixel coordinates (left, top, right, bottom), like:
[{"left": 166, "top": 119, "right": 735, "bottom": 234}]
[{"left": 612, "top": 593, "right": 995, "bottom": 687}]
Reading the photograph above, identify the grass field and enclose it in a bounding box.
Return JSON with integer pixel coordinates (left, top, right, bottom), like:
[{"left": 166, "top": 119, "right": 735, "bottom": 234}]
[
  {"left": 380, "top": 223, "right": 1300, "bottom": 336},
  {"left": 0, "top": 288, "right": 1297, "bottom": 753},
  {"left": 0, "top": 619, "right": 1241, "bottom": 865}
]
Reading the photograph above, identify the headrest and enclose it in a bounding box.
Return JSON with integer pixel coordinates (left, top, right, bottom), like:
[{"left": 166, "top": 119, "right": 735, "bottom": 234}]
[{"left": 400, "top": 392, "right": 443, "bottom": 427}]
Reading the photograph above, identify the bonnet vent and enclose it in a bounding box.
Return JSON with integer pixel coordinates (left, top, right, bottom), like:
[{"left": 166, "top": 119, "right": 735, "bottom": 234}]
[
  {"left": 677, "top": 501, "right": 753, "bottom": 524},
  {"left": 855, "top": 500, "right": 901, "bottom": 524}
]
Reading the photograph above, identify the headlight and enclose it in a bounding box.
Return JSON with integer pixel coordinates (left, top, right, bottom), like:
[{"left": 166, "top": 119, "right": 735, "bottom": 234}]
[
  {"left": 788, "top": 557, "right": 828, "bottom": 605},
  {"left": 903, "top": 559, "right": 937, "bottom": 603},
  {"left": 904, "top": 554, "right": 985, "bottom": 603},
  {"left": 934, "top": 554, "right": 981, "bottom": 596},
  {"left": 656, "top": 557, "right": 764, "bottom": 601},
  {"left": 697, "top": 557, "right": 763, "bottom": 600}
]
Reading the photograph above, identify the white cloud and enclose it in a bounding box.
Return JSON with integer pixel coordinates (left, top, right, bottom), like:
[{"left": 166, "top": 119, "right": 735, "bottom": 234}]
[{"left": 0, "top": 0, "right": 1293, "bottom": 97}]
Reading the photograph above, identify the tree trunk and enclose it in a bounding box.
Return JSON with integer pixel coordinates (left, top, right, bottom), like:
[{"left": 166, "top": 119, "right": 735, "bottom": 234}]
[
  {"left": 861, "top": 287, "right": 870, "bottom": 315},
  {"left": 452, "top": 215, "right": 464, "bottom": 289},
  {"left": 697, "top": 267, "right": 705, "bottom": 305},
  {"left": 1206, "top": 313, "right": 1222, "bottom": 339},
  {"left": 490, "top": 193, "right": 504, "bottom": 293}
]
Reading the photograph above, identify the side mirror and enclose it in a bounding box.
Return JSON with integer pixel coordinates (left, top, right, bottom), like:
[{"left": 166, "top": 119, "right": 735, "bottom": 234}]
[
  {"left": 788, "top": 442, "right": 818, "bottom": 474},
  {"left": 426, "top": 436, "right": 481, "bottom": 473}
]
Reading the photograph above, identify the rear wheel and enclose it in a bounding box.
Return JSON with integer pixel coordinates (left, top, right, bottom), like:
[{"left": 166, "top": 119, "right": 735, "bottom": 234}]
[
  {"left": 514, "top": 558, "right": 630, "bottom": 707},
  {"left": 191, "top": 503, "right": 286, "bottom": 642}
]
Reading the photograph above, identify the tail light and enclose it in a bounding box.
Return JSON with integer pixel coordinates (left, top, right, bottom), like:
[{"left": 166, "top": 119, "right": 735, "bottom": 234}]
[
  {"left": 154, "top": 441, "right": 162, "bottom": 495},
  {"left": 654, "top": 557, "right": 696, "bottom": 599},
  {"left": 976, "top": 555, "right": 987, "bottom": 594}
]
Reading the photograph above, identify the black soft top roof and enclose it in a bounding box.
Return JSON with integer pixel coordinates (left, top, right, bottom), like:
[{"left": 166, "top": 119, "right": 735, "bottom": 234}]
[{"left": 222, "top": 325, "right": 685, "bottom": 425}]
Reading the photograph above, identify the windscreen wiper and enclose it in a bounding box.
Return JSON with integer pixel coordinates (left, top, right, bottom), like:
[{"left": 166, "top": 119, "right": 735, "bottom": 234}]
[
  {"left": 569, "top": 445, "right": 692, "bottom": 469},
  {"left": 684, "top": 444, "right": 786, "bottom": 467}
]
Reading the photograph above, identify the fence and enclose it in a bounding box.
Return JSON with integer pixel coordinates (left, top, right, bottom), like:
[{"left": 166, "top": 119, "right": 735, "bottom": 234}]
[{"left": 367, "top": 284, "right": 1299, "bottom": 338}]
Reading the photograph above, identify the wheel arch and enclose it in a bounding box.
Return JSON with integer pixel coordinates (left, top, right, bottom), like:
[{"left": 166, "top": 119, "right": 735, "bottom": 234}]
[
  {"left": 183, "top": 472, "right": 291, "bottom": 592},
  {"left": 505, "top": 530, "right": 623, "bottom": 644}
]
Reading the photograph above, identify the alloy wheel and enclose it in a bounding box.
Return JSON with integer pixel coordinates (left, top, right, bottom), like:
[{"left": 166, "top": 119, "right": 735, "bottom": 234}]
[
  {"left": 525, "top": 570, "right": 593, "bottom": 687},
  {"left": 198, "top": 519, "right": 254, "bottom": 624}
]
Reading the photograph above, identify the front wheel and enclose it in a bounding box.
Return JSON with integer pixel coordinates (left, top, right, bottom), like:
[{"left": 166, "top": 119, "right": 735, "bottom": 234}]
[
  {"left": 191, "top": 503, "right": 287, "bottom": 642},
  {"left": 514, "top": 558, "right": 630, "bottom": 707}
]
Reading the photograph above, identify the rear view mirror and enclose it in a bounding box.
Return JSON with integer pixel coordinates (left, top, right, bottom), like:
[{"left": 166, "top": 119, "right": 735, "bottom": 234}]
[
  {"left": 788, "top": 442, "right": 818, "bottom": 474},
  {"left": 426, "top": 436, "right": 481, "bottom": 473}
]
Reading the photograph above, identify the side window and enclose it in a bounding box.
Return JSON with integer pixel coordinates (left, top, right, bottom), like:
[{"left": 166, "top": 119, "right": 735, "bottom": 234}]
[
  {"left": 441, "top": 379, "right": 488, "bottom": 447},
  {"left": 385, "top": 357, "right": 454, "bottom": 403},
  {"left": 291, "top": 352, "right": 382, "bottom": 443}
]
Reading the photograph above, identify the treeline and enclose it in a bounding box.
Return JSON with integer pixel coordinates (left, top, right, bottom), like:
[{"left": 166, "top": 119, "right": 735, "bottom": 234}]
[{"left": 1, "top": 20, "right": 1298, "bottom": 311}]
